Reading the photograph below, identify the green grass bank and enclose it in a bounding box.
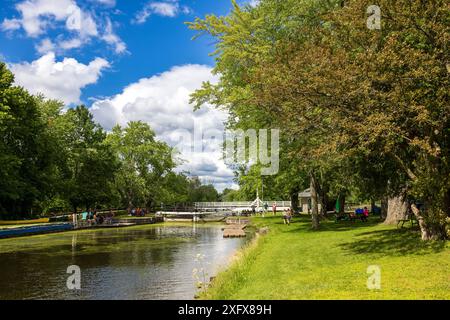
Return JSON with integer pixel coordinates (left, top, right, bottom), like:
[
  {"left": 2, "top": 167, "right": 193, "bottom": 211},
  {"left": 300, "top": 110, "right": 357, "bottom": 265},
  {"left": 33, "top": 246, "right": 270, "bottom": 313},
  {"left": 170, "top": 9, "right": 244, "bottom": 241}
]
[{"left": 202, "top": 215, "right": 449, "bottom": 300}]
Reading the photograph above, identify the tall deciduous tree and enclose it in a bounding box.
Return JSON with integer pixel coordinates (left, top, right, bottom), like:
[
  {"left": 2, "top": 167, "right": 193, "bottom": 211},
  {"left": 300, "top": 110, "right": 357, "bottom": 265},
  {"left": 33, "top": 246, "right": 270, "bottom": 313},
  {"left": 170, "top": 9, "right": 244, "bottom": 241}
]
[
  {"left": 0, "top": 63, "right": 57, "bottom": 216},
  {"left": 62, "top": 106, "right": 118, "bottom": 211},
  {"left": 106, "top": 121, "right": 175, "bottom": 210}
]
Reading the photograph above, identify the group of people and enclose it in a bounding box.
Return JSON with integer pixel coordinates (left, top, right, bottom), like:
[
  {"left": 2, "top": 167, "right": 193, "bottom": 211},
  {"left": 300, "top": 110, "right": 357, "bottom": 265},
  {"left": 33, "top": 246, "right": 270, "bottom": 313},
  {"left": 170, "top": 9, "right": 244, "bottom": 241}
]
[
  {"left": 248, "top": 202, "right": 279, "bottom": 216},
  {"left": 79, "top": 209, "right": 115, "bottom": 225},
  {"left": 271, "top": 202, "right": 293, "bottom": 225},
  {"left": 336, "top": 206, "right": 370, "bottom": 222},
  {"left": 245, "top": 202, "right": 293, "bottom": 225},
  {"left": 130, "top": 207, "right": 147, "bottom": 217},
  {"left": 351, "top": 207, "right": 370, "bottom": 222}
]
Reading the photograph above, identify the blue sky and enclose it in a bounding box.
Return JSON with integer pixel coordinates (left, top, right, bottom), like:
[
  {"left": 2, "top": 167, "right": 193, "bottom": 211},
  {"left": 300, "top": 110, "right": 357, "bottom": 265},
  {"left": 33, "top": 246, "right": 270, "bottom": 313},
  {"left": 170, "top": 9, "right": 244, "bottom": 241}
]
[
  {"left": 0, "top": 0, "right": 256, "bottom": 191},
  {"left": 0, "top": 0, "right": 236, "bottom": 102}
]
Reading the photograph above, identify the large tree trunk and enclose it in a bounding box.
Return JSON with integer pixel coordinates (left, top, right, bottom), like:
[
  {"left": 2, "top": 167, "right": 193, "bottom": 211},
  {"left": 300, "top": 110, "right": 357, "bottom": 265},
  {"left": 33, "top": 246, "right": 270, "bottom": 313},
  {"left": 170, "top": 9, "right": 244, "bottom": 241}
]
[
  {"left": 290, "top": 190, "right": 299, "bottom": 214},
  {"left": 411, "top": 204, "right": 446, "bottom": 240},
  {"left": 127, "top": 189, "right": 133, "bottom": 213},
  {"left": 310, "top": 172, "right": 320, "bottom": 230},
  {"left": 384, "top": 192, "right": 409, "bottom": 225},
  {"left": 318, "top": 184, "right": 329, "bottom": 216},
  {"left": 380, "top": 196, "right": 388, "bottom": 220},
  {"left": 444, "top": 189, "right": 450, "bottom": 217}
]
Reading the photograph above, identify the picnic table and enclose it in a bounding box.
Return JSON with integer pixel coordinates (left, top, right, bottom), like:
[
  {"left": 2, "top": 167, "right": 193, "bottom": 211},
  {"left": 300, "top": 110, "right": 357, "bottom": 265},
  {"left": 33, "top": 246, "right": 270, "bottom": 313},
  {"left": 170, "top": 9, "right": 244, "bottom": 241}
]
[
  {"left": 335, "top": 212, "right": 357, "bottom": 222},
  {"left": 396, "top": 214, "right": 418, "bottom": 229}
]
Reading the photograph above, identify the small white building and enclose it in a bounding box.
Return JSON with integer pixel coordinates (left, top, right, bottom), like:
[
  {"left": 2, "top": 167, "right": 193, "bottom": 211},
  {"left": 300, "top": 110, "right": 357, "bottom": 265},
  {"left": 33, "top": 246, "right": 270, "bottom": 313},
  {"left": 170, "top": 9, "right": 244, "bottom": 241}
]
[{"left": 298, "top": 188, "right": 322, "bottom": 213}]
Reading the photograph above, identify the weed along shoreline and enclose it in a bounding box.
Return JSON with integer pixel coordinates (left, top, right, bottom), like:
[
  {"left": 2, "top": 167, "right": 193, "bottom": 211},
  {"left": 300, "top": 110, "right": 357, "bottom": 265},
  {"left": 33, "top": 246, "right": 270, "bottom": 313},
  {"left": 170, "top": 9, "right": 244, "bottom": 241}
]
[{"left": 199, "top": 215, "right": 450, "bottom": 300}]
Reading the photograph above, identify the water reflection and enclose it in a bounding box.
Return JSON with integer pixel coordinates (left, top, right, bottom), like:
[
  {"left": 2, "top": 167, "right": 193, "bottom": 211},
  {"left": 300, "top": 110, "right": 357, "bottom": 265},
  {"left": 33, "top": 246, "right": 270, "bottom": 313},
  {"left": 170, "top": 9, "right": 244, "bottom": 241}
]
[{"left": 0, "top": 225, "right": 245, "bottom": 300}]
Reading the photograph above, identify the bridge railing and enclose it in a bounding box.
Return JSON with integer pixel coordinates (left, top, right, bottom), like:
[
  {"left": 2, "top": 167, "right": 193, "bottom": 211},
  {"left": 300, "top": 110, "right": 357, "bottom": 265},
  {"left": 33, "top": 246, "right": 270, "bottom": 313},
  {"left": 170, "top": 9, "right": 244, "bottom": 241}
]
[
  {"left": 272, "top": 201, "right": 292, "bottom": 207},
  {"left": 194, "top": 201, "right": 292, "bottom": 208},
  {"left": 194, "top": 202, "right": 251, "bottom": 208}
]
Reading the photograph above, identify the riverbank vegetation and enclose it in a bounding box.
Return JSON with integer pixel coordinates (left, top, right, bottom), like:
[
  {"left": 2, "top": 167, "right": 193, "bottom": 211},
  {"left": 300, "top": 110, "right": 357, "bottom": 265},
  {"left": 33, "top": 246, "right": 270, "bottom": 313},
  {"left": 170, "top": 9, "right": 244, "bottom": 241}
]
[
  {"left": 189, "top": 0, "right": 450, "bottom": 240},
  {"left": 0, "top": 63, "right": 220, "bottom": 219},
  {"left": 202, "top": 216, "right": 450, "bottom": 299}
]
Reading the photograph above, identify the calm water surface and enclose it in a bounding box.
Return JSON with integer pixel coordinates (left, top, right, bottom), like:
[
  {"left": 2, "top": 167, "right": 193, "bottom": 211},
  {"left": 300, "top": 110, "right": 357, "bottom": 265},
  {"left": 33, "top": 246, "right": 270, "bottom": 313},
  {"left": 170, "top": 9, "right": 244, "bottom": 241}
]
[{"left": 0, "top": 224, "right": 247, "bottom": 300}]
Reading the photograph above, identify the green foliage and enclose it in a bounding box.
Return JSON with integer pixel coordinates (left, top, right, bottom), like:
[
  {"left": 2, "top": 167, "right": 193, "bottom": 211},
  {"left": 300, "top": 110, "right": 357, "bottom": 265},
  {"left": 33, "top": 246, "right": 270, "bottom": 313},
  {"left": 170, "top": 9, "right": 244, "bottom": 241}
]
[
  {"left": 0, "top": 62, "right": 218, "bottom": 217},
  {"left": 186, "top": 176, "right": 220, "bottom": 202},
  {"left": 220, "top": 188, "right": 242, "bottom": 201},
  {"left": 106, "top": 121, "right": 176, "bottom": 209},
  {"left": 189, "top": 0, "right": 450, "bottom": 238},
  {"left": 59, "top": 105, "right": 118, "bottom": 211},
  {"left": 0, "top": 63, "right": 58, "bottom": 217}
]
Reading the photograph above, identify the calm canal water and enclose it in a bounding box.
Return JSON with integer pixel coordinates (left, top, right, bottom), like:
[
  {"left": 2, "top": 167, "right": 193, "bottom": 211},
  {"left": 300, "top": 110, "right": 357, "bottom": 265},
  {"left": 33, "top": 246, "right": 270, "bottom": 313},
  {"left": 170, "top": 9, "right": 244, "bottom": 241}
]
[{"left": 0, "top": 224, "right": 247, "bottom": 300}]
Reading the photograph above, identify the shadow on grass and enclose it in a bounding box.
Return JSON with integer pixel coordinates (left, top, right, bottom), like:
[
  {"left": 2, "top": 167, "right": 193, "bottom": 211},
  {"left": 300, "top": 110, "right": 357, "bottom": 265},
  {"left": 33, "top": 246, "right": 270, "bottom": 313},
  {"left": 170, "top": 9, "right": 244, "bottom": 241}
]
[
  {"left": 256, "top": 215, "right": 447, "bottom": 257},
  {"left": 280, "top": 216, "right": 381, "bottom": 233},
  {"left": 338, "top": 228, "right": 447, "bottom": 257},
  {"left": 320, "top": 219, "right": 381, "bottom": 232}
]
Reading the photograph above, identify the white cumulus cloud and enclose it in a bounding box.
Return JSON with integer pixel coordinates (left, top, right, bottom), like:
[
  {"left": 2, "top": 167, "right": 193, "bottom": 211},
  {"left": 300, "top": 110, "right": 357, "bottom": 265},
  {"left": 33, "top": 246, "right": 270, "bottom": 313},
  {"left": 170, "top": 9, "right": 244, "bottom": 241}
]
[
  {"left": 91, "top": 0, "right": 116, "bottom": 6},
  {"left": 90, "top": 64, "right": 236, "bottom": 190},
  {"left": 134, "top": 1, "right": 191, "bottom": 24},
  {"left": 1, "top": 18, "right": 22, "bottom": 31},
  {"left": 10, "top": 52, "right": 109, "bottom": 105},
  {"left": 35, "top": 38, "right": 55, "bottom": 54},
  {"left": 1, "top": 0, "right": 126, "bottom": 54},
  {"left": 101, "top": 18, "right": 127, "bottom": 54},
  {"left": 13, "top": 0, "right": 96, "bottom": 38}
]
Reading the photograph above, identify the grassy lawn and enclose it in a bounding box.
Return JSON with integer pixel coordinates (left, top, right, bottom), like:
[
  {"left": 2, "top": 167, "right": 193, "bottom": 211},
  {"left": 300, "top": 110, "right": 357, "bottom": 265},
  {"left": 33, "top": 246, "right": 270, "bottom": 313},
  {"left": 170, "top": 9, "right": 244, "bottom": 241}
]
[{"left": 203, "top": 215, "right": 450, "bottom": 300}]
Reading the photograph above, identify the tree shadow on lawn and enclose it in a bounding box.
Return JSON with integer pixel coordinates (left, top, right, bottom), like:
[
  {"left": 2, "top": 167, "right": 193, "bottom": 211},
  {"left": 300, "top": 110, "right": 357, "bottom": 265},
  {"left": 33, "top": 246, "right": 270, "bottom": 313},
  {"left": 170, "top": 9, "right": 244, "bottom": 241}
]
[
  {"left": 269, "top": 215, "right": 447, "bottom": 257},
  {"left": 320, "top": 219, "right": 381, "bottom": 232},
  {"left": 282, "top": 216, "right": 381, "bottom": 233},
  {"left": 338, "top": 228, "right": 447, "bottom": 257}
]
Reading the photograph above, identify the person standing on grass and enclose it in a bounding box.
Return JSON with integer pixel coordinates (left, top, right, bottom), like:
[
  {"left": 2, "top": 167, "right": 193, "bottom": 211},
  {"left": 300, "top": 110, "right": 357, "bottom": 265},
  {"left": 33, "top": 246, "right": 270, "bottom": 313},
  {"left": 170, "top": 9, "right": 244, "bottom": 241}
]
[
  {"left": 272, "top": 202, "right": 277, "bottom": 215},
  {"left": 283, "top": 208, "right": 292, "bottom": 225}
]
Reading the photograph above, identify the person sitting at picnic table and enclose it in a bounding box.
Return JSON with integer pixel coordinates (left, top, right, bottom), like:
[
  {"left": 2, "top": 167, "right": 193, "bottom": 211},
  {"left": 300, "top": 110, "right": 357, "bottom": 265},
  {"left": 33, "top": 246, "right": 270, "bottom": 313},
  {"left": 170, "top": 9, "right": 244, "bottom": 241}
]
[
  {"left": 355, "top": 208, "right": 364, "bottom": 218},
  {"left": 354, "top": 208, "right": 367, "bottom": 222},
  {"left": 362, "top": 207, "right": 369, "bottom": 222},
  {"left": 105, "top": 210, "right": 113, "bottom": 224}
]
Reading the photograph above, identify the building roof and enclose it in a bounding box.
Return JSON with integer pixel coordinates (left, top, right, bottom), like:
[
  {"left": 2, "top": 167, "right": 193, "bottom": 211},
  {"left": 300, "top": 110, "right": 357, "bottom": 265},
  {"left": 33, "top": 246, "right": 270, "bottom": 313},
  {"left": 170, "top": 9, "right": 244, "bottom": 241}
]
[{"left": 299, "top": 188, "right": 311, "bottom": 198}]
